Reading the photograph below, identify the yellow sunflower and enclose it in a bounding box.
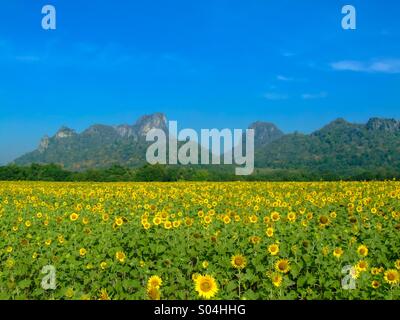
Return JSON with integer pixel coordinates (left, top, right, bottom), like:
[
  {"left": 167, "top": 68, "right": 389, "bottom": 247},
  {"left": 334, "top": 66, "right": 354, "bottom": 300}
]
[
  {"left": 319, "top": 215, "right": 329, "bottom": 226},
  {"left": 266, "top": 227, "right": 274, "bottom": 238},
  {"left": 147, "top": 275, "right": 162, "bottom": 289},
  {"left": 395, "top": 259, "right": 400, "bottom": 270},
  {"left": 371, "top": 267, "right": 381, "bottom": 275},
  {"left": 70, "top": 213, "right": 79, "bottom": 221},
  {"left": 194, "top": 274, "right": 219, "bottom": 299},
  {"left": 333, "top": 247, "right": 344, "bottom": 259},
  {"left": 268, "top": 244, "right": 280, "bottom": 256},
  {"left": 115, "top": 251, "right": 126, "bottom": 263},
  {"left": 79, "top": 248, "right": 87, "bottom": 257},
  {"left": 271, "top": 273, "right": 283, "bottom": 287},
  {"left": 147, "top": 286, "right": 161, "bottom": 300},
  {"left": 371, "top": 280, "right": 380, "bottom": 289},
  {"left": 356, "top": 260, "right": 368, "bottom": 273},
  {"left": 357, "top": 245, "right": 368, "bottom": 257},
  {"left": 384, "top": 269, "right": 399, "bottom": 285},
  {"left": 98, "top": 288, "right": 110, "bottom": 300},
  {"left": 271, "top": 212, "right": 280, "bottom": 222},
  {"left": 287, "top": 212, "right": 296, "bottom": 222},
  {"left": 114, "top": 217, "right": 123, "bottom": 227},
  {"left": 231, "top": 254, "right": 247, "bottom": 270},
  {"left": 275, "top": 259, "right": 290, "bottom": 274}
]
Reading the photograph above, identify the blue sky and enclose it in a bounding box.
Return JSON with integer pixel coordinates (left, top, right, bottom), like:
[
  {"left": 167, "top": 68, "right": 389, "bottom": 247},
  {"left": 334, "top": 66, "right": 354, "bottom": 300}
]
[{"left": 1, "top": 0, "right": 400, "bottom": 164}]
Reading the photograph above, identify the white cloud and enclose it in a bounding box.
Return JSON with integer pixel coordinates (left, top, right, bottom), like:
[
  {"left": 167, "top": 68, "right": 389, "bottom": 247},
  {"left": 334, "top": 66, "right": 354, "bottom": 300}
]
[
  {"left": 277, "top": 75, "right": 294, "bottom": 81},
  {"left": 301, "top": 92, "right": 328, "bottom": 100},
  {"left": 264, "top": 92, "right": 289, "bottom": 100},
  {"left": 282, "top": 51, "right": 296, "bottom": 57},
  {"left": 331, "top": 59, "right": 400, "bottom": 74}
]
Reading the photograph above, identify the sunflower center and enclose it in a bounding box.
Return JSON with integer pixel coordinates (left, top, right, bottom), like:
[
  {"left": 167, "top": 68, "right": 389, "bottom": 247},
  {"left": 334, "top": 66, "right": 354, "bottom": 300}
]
[
  {"left": 387, "top": 273, "right": 395, "bottom": 281},
  {"left": 279, "top": 262, "right": 287, "bottom": 270},
  {"left": 200, "top": 281, "right": 211, "bottom": 292}
]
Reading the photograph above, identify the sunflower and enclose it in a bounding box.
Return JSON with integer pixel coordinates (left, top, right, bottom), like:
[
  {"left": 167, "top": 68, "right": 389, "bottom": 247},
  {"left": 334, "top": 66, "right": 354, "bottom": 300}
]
[
  {"left": 371, "top": 267, "right": 381, "bottom": 275},
  {"left": 147, "top": 286, "right": 161, "bottom": 300},
  {"left": 202, "top": 261, "right": 209, "bottom": 269},
  {"left": 357, "top": 245, "right": 368, "bottom": 257},
  {"left": 79, "top": 248, "right": 87, "bottom": 257},
  {"left": 266, "top": 227, "right": 274, "bottom": 238},
  {"left": 333, "top": 247, "right": 344, "bottom": 259},
  {"left": 65, "top": 288, "right": 74, "bottom": 299},
  {"left": 147, "top": 275, "right": 162, "bottom": 289},
  {"left": 98, "top": 288, "right": 110, "bottom": 300},
  {"left": 249, "top": 215, "right": 258, "bottom": 223},
  {"left": 268, "top": 244, "right": 279, "bottom": 256},
  {"left": 287, "top": 212, "right": 296, "bottom": 222},
  {"left": 275, "top": 259, "right": 290, "bottom": 274},
  {"left": 172, "top": 220, "right": 180, "bottom": 228},
  {"left": 271, "top": 273, "right": 283, "bottom": 287},
  {"left": 223, "top": 216, "right": 231, "bottom": 224},
  {"left": 115, "top": 251, "right": 126, "bottom": 263},
  {"left": 384, "top": 269, "right": 399, "bottom": 285},
  {"left": 350, "top": 267, "right": 360, "bottom": 279},
  {"left": 271, "top": 212, "right": 280, "bottom": 222},
  {"left": 371, "top": 280, "right": 380, "bottom": 289},
  {"left": 153, "top": 217, "right": 162, "bottom": 225},
  {"left": 100, "top": 261, "right": 107, "bottom": 270},
  {"left": 319, "top": 215, "right": 329, "bottom": 226},
  {"left": 395, "top": 259, "right": 400, "bottom": 270},
  {"left": 164, "top": 221, "right": 172, "bottom": 229},
  {"left": 70, "top": 213, "right": 79, "bottom": 221},
  {"left": 194, "top": 274, "right": 219, "bottom": 299},
  {"left": 231, "top": 254, "right": 247, "bottom": 270},
  {"left": 356, "top": 260, "right": 368, "bottom": 272}
]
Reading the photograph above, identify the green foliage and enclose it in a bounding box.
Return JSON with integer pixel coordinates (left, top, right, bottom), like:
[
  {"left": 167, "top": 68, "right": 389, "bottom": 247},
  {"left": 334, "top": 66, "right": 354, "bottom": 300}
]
[{"left": 0, "top": 163, "right": 399, "bottom": 182}]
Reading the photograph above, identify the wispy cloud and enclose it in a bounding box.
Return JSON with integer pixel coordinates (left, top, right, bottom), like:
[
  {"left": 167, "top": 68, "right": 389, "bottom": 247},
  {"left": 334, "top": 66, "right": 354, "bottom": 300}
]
[
  {"left": 264, "top": 92, "right": 289, "bottom": 100},
  {"left": 331, "top": 59, "right": 400, "bottom": 74},
  {"left": 277, "top": 75, "right": 294, "bottom": 81},
  {"left": 281, "top": 51, "right": 296, "bottom": 58},
  {"left": 301, "top": 92, "right": 328, "bottom": 100},
  {"left": 15, "top": 55, "right": 41, "bottom": 62}
]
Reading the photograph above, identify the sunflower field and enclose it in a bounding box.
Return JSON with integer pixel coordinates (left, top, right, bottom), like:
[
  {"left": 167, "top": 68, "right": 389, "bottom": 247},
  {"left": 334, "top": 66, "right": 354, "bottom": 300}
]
[{"left": 0, "top": 181, "right": 399, "bottom": 300}]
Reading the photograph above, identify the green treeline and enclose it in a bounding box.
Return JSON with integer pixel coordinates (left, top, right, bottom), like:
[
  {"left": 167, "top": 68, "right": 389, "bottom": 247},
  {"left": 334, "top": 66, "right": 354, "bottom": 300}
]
[{"left": 0, "top": 163, "right": 399, "bottom": 182}]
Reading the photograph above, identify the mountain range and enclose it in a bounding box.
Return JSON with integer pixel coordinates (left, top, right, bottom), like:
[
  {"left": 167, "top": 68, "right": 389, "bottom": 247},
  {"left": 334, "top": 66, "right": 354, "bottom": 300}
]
[{"left": 13, "top": 113, "right": 400, "bottom": 174}]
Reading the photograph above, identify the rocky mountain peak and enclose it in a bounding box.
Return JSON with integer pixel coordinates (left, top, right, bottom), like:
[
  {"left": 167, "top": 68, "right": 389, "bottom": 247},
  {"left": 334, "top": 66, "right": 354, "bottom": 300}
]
[
  {"left": 38, "top": 135, "right": 50, "bottom": 153},
  {"left": 366, "top": 117, "right": 400, "bottom": 132},
  {"left": 249, "top": 121, "right": 284, "bottom": 145},
  {"left": 114, "top": 124, "right": 135, "bottom": 138},
  {"left": 55, "top": 126, "right": 76, "bottom": 139},
  {"left": 133, "top": 112, "right": 167, "bottom": 136}
]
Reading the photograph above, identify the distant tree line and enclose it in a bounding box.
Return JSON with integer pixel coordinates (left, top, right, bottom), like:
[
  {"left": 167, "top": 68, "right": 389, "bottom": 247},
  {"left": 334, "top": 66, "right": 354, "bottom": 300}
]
[{"left": 0, "top": 163, "right": 399, "bottom": 182}]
